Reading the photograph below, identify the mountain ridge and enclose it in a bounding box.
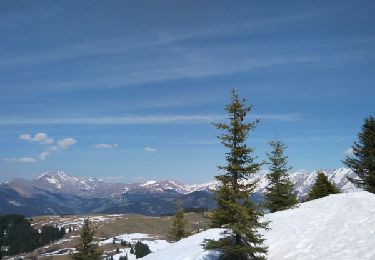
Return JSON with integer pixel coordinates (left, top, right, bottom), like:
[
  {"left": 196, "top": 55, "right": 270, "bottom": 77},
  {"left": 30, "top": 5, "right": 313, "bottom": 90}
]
[
  {"left": 0, "top": 168, "right": 360, "bottom": 216},
  {"left": 5, "top": 167, "right": 358, "bottom": 198}
]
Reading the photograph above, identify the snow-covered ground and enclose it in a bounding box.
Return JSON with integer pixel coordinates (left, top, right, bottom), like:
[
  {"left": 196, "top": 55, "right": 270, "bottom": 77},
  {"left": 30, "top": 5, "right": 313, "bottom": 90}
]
[
  {"left": 143, "top": 191, "right": 375, "bottom": 260},
  {"left": 101, "top": 233, "right": 169, "bottom": 260}
]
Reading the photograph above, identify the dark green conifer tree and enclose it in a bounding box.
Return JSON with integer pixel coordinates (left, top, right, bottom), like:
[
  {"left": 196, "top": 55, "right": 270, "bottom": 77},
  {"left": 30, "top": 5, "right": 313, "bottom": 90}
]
[
  {"left": 73, "top": 218, "right": 102, "bottom": 260},
  {"left": 343, "top": 116, "right": 375, "bottom": 193},
  {"left": 264, "top": 140, "right": 297, "bottom": 212},
  {"left": 134, "top": 241, "right": 151, "bottom": 258},
  {"left": 308, "top": 172, "right": 339, "bottom": 200},
  {"left": 204, "top": 90, "right": 268, "bottom": 260},
  {"left": 168, "top": 201, "right": 188, "bottom": 242}
]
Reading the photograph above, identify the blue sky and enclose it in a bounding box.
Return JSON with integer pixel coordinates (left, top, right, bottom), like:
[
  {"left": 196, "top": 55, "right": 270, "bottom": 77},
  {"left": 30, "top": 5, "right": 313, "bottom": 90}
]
[{"left": 0, "top": 0, "right": 374, "bottom": 183}]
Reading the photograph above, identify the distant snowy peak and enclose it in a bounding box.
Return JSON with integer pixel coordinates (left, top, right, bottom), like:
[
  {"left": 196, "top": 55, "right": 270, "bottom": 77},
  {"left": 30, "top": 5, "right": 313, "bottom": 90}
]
[
  {"left": 37, "top": 171, "right": 103, "bottom": 183},
  {"left": 135, "top": 179, "right": 196, "bottom": 194},
  {"left": 33, "top": 171, "right": 108, "bottom": 196},
  {"left": 185, "top": 181, "right": 219, "bottom": 193},
  {"left": 6, "top": 168, "right": 360, "bottom": 200},
  {"left": 184, "top": 167, "right": 359, "bottom": 199},
  {"left": 140, "top": 180, "right": 157, "bottom": 186}
]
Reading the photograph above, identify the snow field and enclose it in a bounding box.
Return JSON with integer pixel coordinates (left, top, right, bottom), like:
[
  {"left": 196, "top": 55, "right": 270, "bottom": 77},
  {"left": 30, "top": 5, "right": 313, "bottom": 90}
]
[{"left": 143, "top": 192, "right": 375, "bottom": 260}]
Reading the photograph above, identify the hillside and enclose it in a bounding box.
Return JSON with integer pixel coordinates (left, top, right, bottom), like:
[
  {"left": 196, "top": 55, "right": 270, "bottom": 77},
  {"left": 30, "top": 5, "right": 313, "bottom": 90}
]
[{"left": 142, "top": 192, "right": 375, "bottom": 260}]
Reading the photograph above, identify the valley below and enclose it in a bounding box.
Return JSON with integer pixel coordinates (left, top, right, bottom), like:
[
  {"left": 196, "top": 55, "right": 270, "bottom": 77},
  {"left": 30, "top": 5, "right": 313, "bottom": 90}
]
[{"left": 2, "top": 212, "right": 209, "bottom": 260}]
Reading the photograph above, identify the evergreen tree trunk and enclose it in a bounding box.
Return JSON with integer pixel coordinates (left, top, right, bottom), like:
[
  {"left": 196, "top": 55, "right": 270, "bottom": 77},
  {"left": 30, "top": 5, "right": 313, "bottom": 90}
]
[{"left": 204, "top": 89, "right": 268, "bottom": 260}]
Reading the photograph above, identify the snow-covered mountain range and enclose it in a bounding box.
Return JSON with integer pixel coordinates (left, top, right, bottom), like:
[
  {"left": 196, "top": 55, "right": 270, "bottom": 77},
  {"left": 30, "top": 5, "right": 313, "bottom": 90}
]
[
  {"left": 0, "top": 168, "right": 360, "bottom": 216},
  {"left": 6, "top": 168, "right": 358, "bottom": 199},
  {"left": 5, "top": 171, "right": 215, "bottom": 198}
]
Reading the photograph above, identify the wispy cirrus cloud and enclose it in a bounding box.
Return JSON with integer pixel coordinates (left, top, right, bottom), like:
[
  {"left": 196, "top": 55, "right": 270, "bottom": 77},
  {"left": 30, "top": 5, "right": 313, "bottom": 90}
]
[
  {"left": 0, "top": 10, "right": 326, "bottom": 70},
  {"left": 145, "top": 147, "right": 157, "bottom": 152},
  {"left": 4, "top": 157, "right": 37, "bottom": 163},
  {"left": 92, "top": 143, "right": 119, "bottom": 149},
  {"left": 8, "top": 54, "right": 320, "bottom": 92},
  {"left": 0, "top": 113, "right": 300, "bottom": 125},
  {"left": 254, "top": 113, "right": 301, "bottom": 122},
  {"left": 0, "top": 115, "right": 221, "bottom": 125}
]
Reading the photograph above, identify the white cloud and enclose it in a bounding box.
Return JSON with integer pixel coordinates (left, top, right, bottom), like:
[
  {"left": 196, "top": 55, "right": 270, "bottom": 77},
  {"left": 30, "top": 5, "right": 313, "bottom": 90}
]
[
  {"left": 92, "top": 143, "right": 119, "bottom": 149},
  {"left": 145, "top": 147, "right": 157, "bottom": 152},
  {"left": 34, "top": 133, "right": 54, "bottom": 144},
  {"left": 19, "top": 132, "right": 54, "bottom": 144},
  {"left": 57, "top": 137, "right": 77, "bottom": 149},
  {"left": 345, "top": 147, "right": 354, "bottom": 157},
  {"left": 253, "top": 113, "right": 301, "bottom": 122},
  {"left": 38, "top": 151, "right": 51, "bottom": 160},
  {"left": 4, "top": 157, "right": 37, "bottom": 163},
  {"left": 4, "top": 115, "right": 222, "bottom": 125},
  {"left": 0, "top": 113, "right": 300, "bottom": 125},
  {"left": 47, "top": 146, "right": 60, "bottom": 151},
  {"left": 8, "top": 134, "right": 77, "bottom": 163},
  {"left": 19, "top": 133, "right": 32, "bottom": 141}
]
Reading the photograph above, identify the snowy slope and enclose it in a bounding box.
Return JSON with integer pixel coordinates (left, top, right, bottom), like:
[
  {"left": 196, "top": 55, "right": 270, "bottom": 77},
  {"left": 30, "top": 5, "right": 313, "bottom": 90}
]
[
  {"left": 100, "top": 233, "right": 169, "bottom": 260},
  {"left": 143, "top": 191, "right": 375, "bottom": 260}
]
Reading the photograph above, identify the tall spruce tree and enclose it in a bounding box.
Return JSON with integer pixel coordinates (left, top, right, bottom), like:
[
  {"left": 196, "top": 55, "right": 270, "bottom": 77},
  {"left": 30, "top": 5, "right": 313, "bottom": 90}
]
[
  {"left": 308, "top": 172, "right": 339, "bottom": 200},
  {"left": 73, "top": 218, "right": 102, "bottom": 260},
  {"left": 204, "top": 90, "right": 268, "bottom": 260},
  {"left": 264, "top": 140, "right": 297, "bottom": 212},
  {"left": 343, "top": 116, "right": 375, "bottom": 193},
  {"left": 168, "top": 201, "right": 188, "bottom": 242}
]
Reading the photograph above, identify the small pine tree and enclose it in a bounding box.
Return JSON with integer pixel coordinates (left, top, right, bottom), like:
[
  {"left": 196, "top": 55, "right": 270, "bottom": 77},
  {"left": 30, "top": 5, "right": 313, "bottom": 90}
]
[
  {"left": 264, "top": 140, "right": 297, "bottom": 212},
  {"left": 204, "top": 90, "right": 268, "bottom": 260},
  {"left": 308, "top": 172, "right": 339, "bottom": 200},
  {"left": 134, "top": 241, "right": 151, "bottom": 258},
  {"left": 168, "top": 201, "right": 188, "bottom": 241},
  {"left": 130, "top": 245, "right": 134, "bottom": 254},
  {"left": 116, "top": 247, "right": 120, "bottom": 254},
  {"left": 73, "top": 218, "right": 102, "bottom": 260},
  {"left": 343, "top": 116, "right": 375, "bottom": 193}
]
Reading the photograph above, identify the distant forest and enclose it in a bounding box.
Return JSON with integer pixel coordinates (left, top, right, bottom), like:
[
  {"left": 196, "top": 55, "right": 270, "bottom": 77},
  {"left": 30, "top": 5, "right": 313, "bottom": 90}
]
[{"left": 0, "top": 214, "right": 65, "bottom": 257}]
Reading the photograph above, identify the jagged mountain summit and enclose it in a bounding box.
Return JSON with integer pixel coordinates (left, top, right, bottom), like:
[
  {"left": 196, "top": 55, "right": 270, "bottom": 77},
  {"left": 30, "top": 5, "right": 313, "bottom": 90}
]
[{"left": 0, "top": 168, "right": 360, "bottom": 216}]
